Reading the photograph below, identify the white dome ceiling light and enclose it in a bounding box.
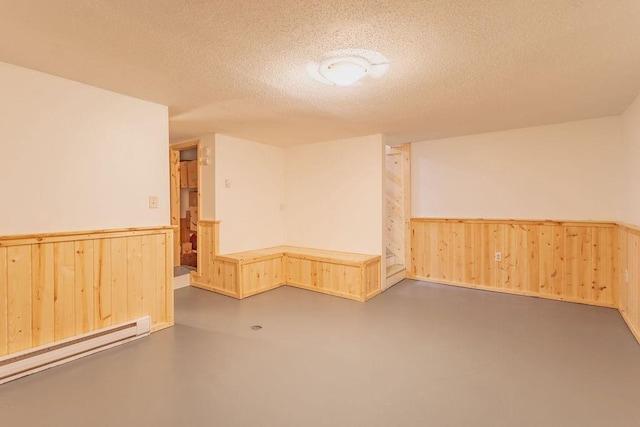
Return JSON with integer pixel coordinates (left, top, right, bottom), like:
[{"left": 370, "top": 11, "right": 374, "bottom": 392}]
[{"left": 307, "top": 49, "right": 389, "bottom": 87}]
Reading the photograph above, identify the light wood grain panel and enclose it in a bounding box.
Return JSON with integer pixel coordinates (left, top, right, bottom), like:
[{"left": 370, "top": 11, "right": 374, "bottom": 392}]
[
  {"left": 364, "top": 260, "right": 382, "bottom": 299},
  {"left": 110, "top": 237, "right": 128, "bottom": 325},
  {"left": 626, "top": 232, "right": 639, "bottom": 336},
  {"left": 74, "top": 240, "right": 94, "bottom": 335},
  {"left": 142, "top": 235, "right": 158, "bottom": 326},
  {"left": 410, "top": 219, "right": 617, "bottom": 307},
  {"left": 0, "top": 227, "right": 174, "bottom": 356},
  {"left": 192, "top": 258, "right": 239, "bottom": 298},
  {"left": 127, "top": 236, "right": 144, "bottom": 320},
  {"left": 241, "top": 257, "right": 283, "bottom": 298},
  {"left": 94, "top": 238, "right": 112, "bottom": 328},
  {"left": 53, "top": 241, "right": 75, "bottom": 340},
  {"left": 7, "top": 246, "right": 32, "bottom": 353},
  {"left": 162, "top": 230, "right": 173, "bottom": 327},
  {"left": 32, "top": 243, "right": 54, "bottom": 346},
  {"left": 0, "top": 247, "right": 8, "bottom": 355}
]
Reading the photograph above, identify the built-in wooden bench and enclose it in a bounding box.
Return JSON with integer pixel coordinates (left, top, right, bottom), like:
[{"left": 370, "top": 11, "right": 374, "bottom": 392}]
[{"left": 191, "top": 245, "right": 381, "bottom": 302}]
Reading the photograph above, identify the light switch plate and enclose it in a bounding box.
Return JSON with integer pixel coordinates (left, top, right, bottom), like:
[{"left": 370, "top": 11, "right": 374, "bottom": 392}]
[{"left": 149, "top": 196, "right": 159, "bottom": 209}]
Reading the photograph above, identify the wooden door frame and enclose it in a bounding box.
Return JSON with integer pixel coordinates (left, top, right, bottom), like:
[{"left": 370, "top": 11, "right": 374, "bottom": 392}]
[{"left": 169, "top": 140, "right": 201, "bottom": 268}]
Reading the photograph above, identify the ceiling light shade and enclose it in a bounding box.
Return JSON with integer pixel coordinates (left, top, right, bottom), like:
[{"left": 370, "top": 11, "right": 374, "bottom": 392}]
[
  {"left": 319, "top": 56, "right": 369, "bottom": 86},
  {"left": 307, "top": 49, "right": 389, "bottom": 87}
]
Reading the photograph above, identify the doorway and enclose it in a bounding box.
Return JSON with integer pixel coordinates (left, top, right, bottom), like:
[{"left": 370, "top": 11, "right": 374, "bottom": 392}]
[
  {"left": 384, "top": 143, "right": 411, "bottom": 288},
  {"left": 169, "top": 140, "right": 201, "bottom": 276}
]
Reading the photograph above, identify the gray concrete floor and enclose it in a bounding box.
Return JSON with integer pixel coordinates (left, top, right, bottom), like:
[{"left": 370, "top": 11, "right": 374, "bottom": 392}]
[{"left": 1, "top": 280, "right": 640, "bottom": 426}]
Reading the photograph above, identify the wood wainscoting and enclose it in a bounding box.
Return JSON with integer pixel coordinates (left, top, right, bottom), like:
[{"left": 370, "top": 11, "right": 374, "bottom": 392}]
[
  {"left": 618, "top": 223, "right": 640, "bottom": 343},
  {"left": 192, "top": 221, "right": 381, "bottom": 302},
  {"left": 0, "top": 226, "right": 174, "bottom": 357},
  {"left": 409, "top": 218, "right": 617, "bottom": 307}
]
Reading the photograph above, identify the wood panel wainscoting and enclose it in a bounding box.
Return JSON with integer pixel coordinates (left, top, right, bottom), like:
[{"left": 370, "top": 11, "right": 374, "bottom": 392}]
[
  {"left": 0, "top": 226, "right": 174, "bottom": 357},
  {"left": 618, "top": 223, "right": 640, "bottom": 343},
  {"left": 410, "top": 219, "right": 617, "bottom": 307},
  {"left": 410, "top": 218, "right": 640, "bottom": 345},
  {"left": 192, "top": 221, "right": 381, "bottom": 302}
]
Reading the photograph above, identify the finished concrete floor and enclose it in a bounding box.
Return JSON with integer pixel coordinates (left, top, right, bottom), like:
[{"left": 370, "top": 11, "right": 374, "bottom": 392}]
[{"left": 1, "top": 280, "right": 640, "bottom": 426}]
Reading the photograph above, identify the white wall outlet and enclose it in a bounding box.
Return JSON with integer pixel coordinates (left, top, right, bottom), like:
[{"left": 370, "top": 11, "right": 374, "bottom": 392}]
[
  {"left": 625, "top": 269, "right": 629, "bottom": 283},
  {"left": 148, "top": 196, "right": 158, "bottom": 209},
  {"left": 494, "top": 252, "right": 502, "bottom": 262},
  {"left": 225, "top": 179, "right": 231, "bottom": 188}
]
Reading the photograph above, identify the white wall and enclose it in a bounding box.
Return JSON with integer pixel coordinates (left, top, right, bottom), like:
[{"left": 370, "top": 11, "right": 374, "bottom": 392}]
[
  {"left": 621, "top": 94, "right": 640, "bottom": 226},
  {"left": 412, "top": 117, "right": 623, "bottom": 221},
  {"left": 0, "top": 61, "right": 169, "bottom": 235},
  {"left": 284, "top": 135, "right": 384, "bottom": 255},
  {"left": 198, "top": 134, "right": 216, "bottom": 220},
  {"left": 215, "top": 134, "right": 284, "bottom": 253}
]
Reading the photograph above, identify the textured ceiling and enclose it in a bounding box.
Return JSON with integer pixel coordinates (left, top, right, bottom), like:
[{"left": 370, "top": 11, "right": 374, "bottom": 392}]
[{"left": 1, "top": 1, "right": 639, "bottom": 146}]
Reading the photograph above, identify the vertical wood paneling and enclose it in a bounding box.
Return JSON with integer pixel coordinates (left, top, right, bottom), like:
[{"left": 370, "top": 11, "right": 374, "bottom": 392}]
[
  {"left": 528, "top": 225, "right": 540, "bottom": 294},
  {"left": 550, "top": 226, "right": 564, "bottom": 297},
  {"left": 142, "top": 235, "right": 158, "bottom": 326},
  {"left": 110, "top": 237, "right": 128, "bottom": 325},
  {"left": 32, "top": 243, "right": 54, "bottom": 346},
  {"left": 74, "top": 240, "right": 94, "bottom": 335},
  {"left": 7, "top": 246, "right": 32, "bottom": 353},
  {"left": 538, "top": 225, "right": 554, "bottom": 296},
  {"left": 0, "top": 227, "right": 174, "bottom": 357},
  {"left": 628, "top": 233, "right": 639, "bottom": 328},
  {"left": 53, "top": 241, "right": 75, "bottom": 341},
  {"left": 127, "top": 236, "right": 144, "bottom": 319},
  {"left": 0, "top": 247, "right": 8, "bottom": 356},
  {"left": 198, "top": 223, "right": 211, "bottom": 284},
  {"left": 94, "top": 238, "right": 112, "bottom": 328},
  {"left": 410, "top": 219, "right": 617, "bottom": 307},
  {"left": 156, "top": 233, "right": 169, "bottom": 325},
  {"left": 618, "top": 227, "right": 629, "bottom": 314}
]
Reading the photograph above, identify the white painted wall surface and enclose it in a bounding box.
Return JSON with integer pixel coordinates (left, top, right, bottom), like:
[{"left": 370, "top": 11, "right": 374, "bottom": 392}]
[
  {"left": 621, "top": 94, "right": 640, "bottom": 226},
  {"left": 215, "top": 134, "right": 284, "bottom": 253},
  {"left": 197, "top": 134, "right": 215, "bottom": 220},
  {"left": 0, "top": 61, "right": 169, "bottom": 235},
  {"left": 412, "top": 117, "right": 623, "bottom": 221},
  {"left": 284, "top": 135, "right": 384, "bottom": 255}
]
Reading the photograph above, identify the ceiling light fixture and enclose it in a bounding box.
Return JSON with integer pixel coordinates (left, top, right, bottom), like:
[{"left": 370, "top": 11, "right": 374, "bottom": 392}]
[
  {"left": 319, "top": 56, "right": 370, "bottom": 86},
  {"left": 307, "top": 49, "right": 389, "bottom": 87}
]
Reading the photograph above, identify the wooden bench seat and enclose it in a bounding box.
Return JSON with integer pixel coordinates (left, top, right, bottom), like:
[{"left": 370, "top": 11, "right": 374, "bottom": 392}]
[{"left": 192, "top": 245, "right": 381, "bottom": 302}]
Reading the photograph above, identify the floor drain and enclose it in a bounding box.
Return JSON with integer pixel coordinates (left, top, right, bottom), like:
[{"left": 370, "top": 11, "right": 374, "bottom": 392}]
[{"left": 251, "top": 325, "right": 262, "bottom": 331}]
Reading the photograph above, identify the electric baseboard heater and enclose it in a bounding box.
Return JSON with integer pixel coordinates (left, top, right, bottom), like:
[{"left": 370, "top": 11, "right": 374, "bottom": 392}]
[{"left": 0, "top": 316, "right": 151, "bottom": 385}]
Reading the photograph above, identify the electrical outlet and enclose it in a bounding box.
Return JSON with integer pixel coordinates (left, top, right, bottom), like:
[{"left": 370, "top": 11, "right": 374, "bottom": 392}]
[
  {"left": 148, "top": 196, "right": 158, "bottom": 209},
  {"left": 225, "top": 179, "right": 231, "bottom": 188},
  {"left": 494, "top": 252, "right": 502, "bottom": 262},
  {"left": 625, "top": 269, "right": 629, "bottom": 283}
]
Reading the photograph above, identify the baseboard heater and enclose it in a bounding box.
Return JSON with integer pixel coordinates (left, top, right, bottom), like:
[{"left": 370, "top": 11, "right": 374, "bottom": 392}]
[{"left": 0, "top": 316, "right": 151, "bottom": 385}]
